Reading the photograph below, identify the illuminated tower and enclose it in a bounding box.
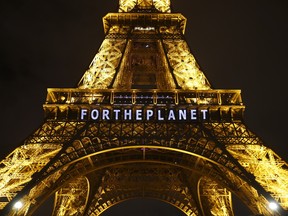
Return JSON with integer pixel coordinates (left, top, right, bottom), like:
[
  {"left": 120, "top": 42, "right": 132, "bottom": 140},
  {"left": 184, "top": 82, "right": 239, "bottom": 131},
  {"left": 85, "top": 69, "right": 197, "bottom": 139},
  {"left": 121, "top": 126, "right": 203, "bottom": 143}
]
[{"left": 1, "top": 0, "right": 288, "bottom": 215}]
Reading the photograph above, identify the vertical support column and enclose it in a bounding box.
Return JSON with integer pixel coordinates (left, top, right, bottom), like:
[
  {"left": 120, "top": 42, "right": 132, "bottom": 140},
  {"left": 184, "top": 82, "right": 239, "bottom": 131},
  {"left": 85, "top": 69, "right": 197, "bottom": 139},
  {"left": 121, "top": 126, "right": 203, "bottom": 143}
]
[
  {"left": 52, "top": 176, "right": 90, "bottom": 216},
  {"left": 198, "top": 177, "right": 234, "bottom": 216}
]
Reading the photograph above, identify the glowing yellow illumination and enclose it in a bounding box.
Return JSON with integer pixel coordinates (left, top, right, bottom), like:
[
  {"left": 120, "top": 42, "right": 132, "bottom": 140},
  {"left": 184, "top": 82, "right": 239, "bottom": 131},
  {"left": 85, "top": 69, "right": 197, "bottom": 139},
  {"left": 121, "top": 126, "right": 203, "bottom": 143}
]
[
  {"left": 119, "top": 0, "right": 171, "bottom": 13},
  {"left": 0, "top": 1, "right": 287, "bottom": 215}
]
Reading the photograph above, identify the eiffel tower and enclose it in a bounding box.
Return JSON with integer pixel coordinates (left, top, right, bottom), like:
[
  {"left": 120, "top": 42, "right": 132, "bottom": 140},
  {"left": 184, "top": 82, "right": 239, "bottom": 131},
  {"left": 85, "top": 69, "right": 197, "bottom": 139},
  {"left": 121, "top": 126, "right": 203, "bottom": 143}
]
[{"left": 1, "top": 0, "right": 288, "bottom": 215}]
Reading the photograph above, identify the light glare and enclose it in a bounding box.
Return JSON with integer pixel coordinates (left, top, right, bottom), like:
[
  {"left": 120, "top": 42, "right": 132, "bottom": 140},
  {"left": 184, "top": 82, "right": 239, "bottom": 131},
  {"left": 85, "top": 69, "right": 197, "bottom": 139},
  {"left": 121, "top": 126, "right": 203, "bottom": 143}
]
[
  {"left": 14, "top": 201, "right": 23, "bottom": 210},
  {"left": 269, "top": 202, "right": 278, "bottom": 210}
]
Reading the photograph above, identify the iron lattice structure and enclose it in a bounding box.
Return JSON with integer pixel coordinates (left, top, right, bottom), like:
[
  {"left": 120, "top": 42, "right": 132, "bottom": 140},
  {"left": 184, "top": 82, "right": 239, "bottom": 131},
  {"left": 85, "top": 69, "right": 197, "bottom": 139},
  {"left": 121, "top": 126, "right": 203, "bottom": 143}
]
[{"left": 1, "top": 1, "right": 288, "bottom": 215}]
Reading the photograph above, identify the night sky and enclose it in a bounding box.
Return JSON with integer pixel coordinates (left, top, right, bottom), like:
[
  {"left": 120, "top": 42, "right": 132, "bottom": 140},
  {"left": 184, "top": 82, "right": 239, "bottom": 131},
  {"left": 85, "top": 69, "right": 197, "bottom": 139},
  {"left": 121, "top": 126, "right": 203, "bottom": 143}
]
[{"left": 0, "top": 0, "right": 287, "bottom": 215}]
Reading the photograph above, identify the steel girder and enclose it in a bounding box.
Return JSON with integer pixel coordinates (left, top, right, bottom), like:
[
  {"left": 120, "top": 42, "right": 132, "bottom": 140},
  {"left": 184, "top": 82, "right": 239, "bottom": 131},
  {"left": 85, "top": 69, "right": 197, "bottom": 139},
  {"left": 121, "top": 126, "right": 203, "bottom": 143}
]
[{"left": 1, "top": 118, "right": 287, "bottom": 215}]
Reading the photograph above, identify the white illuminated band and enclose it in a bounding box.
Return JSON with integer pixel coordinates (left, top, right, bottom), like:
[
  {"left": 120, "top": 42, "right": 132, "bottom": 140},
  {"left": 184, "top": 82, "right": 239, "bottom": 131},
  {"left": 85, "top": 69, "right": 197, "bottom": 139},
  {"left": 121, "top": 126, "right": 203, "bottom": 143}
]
[{"left": 80, "top": 108, "right": 208, "bottom": 121}]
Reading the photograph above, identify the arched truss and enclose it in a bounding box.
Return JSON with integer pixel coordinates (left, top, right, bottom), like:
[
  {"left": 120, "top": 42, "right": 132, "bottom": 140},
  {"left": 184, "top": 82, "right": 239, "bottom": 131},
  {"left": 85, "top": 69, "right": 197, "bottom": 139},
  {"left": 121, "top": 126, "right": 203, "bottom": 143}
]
[
  {"left": 1, "top": 120, "right": 287, "bottom": 215},
  {"left": 0, "top": 146, "right": 280, "bottom": 215},
  {"left": 1, "top": 1, "right": 288, "bottom": 216}
]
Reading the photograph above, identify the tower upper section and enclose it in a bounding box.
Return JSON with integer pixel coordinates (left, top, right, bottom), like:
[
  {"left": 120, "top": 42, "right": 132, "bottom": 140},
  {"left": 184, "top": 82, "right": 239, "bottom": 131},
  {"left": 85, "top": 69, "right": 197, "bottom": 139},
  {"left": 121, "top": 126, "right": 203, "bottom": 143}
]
[
  {"left": 77, "top": 0, "right": 211, "bottom": 90},
  {"left": 119, "top": 0, "right": 171, "bottom": 13}
]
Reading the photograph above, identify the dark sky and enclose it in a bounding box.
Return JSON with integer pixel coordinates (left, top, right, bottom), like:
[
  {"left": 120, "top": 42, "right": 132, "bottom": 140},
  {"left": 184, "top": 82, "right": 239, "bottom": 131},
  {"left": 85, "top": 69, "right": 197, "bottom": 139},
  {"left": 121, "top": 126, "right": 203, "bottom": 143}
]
[{"left": 0, "top": 0, "right": 287, "bottom": 215}]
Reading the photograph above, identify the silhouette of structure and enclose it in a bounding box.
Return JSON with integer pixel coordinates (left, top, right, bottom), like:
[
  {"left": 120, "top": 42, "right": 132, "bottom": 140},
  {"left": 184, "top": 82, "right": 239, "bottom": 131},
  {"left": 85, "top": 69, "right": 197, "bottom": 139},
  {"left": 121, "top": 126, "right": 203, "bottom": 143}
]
[{"left": 1, "top": 1, "right": 287, "bottom": 215}]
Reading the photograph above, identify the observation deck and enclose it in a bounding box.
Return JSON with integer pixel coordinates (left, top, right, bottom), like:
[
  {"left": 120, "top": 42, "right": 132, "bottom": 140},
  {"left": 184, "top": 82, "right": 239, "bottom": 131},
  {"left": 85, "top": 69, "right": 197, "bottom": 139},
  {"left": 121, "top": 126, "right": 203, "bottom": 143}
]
[{"left": 44, "top": 89, "right": 244, "bottom": 121}]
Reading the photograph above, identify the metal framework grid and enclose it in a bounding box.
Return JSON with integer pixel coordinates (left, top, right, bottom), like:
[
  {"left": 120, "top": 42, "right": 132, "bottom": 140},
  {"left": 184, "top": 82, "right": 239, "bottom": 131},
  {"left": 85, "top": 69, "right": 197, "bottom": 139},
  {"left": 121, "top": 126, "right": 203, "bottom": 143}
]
[{"left": 0, "top": 1, "right": 287, "bottom": 216}]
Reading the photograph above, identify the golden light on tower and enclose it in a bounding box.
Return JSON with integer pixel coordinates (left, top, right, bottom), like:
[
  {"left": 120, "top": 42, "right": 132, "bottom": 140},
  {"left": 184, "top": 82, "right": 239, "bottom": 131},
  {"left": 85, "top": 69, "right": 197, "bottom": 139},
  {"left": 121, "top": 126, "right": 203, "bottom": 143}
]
[{"left": 0, "top": 0, "right": 287, "bottom": 215}]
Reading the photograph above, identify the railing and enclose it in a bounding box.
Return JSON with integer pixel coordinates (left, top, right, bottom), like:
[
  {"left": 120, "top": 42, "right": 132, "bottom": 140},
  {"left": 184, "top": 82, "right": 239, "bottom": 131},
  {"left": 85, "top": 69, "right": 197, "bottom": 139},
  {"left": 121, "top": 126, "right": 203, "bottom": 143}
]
[
  {"left": 46, "top": 88, "right": 243, "bottom": 106},
  {"left": 103, "top": 13, "right": 187, "bottom": 34}
]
